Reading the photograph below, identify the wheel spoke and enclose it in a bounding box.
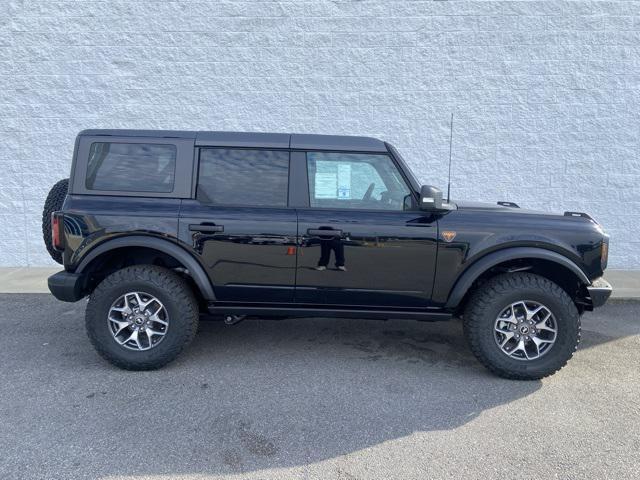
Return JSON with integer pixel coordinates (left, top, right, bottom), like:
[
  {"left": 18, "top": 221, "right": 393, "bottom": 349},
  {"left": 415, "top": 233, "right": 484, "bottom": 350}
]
[
  {"left": 108, "top": 316, "right": 130, "bottom": 336},
  {"left": 119, "top": 329, "right": 139, "bottom": 347},
  {"left": 138, "top": 296, "right": 156, "bottom": 311},
  {"left": 526, "top": 304, "right": 544, "bottom": 320},
  {"left": 536, "top": 317, "right": 556, "bottom": 333},
  {"left": 132, "top": 292, "right": 144, "bottom": 308},
  {"left": 530, "top": 337, "right": 540, "bottom": 358},
  {"left": 510, "top": 338, "right": 528, "bottom": 359},
  {"left": 536, "top": 311, "right": 551, "bottom": 322},
  {"left": 533, "top": 336, "right": 554, "bottom": 345},
  {"left": 146, "top": 301, "right": 166, "bottom": 325},
  {"left": 150, "top": 316, "right": 167, "bottom": 326},
  {"left": 111, "top": 305, "right": 131, "bottom": 314},
  {"left": 501, "top": 304, "right": 522, "bottom": 324},
  {"left": 512, "top": 301, "right": 530, "bottom": 321},
  {"left": 111, "top": 295, "right": 132, "bottom": 314},
  {"left": 147, "top": 328, "right": 165, "bottom": 338},
  {"left": 499, "top": 331, "right": 515, "bottom": 348},
  {"left": 149, "top": 314, "right": 168, "bottom": 326},
  {"left": 127, "top": 293, "right": 139, "bottom": 308},
  {"left": 495, "top": 322, "right": 512, "bottom": 333}
]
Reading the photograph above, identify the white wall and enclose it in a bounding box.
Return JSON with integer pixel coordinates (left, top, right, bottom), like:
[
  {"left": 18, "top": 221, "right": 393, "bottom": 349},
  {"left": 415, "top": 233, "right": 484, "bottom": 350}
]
[{"left": 1, "top": 1, "right": 638, "bottom": 268}]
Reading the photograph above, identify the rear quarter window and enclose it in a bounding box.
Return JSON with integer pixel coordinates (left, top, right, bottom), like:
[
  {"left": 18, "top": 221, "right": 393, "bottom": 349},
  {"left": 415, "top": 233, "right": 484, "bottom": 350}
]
[{"left": 85, "top": 142, "right": 176, "bottom": 193}]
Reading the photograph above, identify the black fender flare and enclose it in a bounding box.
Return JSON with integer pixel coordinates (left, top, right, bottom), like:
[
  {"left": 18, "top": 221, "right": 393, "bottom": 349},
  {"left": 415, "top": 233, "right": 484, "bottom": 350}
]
[
  {"left": 444, "top": 247, "right": 590, "bottom": 309},
  {"left": 76, "top": 236, "right": 215, "bottom": 300}
]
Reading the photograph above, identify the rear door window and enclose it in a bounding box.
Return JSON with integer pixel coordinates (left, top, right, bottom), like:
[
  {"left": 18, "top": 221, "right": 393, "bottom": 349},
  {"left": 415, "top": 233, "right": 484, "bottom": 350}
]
[
  {"left": 197, "top": 149, "right": 289, "bottom": 207},
  {"left": 85, "top": 142, "right": 176, "bottom": 193}
]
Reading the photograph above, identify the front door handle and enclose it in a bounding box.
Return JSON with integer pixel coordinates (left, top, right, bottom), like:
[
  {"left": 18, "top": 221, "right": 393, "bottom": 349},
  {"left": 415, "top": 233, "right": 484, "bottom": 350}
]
[
  {"left": 307, "top": 228, "right": 342, "bottom": 237},
  {"left": 189, "top": 223, "right": 224, "bottom": 233}
]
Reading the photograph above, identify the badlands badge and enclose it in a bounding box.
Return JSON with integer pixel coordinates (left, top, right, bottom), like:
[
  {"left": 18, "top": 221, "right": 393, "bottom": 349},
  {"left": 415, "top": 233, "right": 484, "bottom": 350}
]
[{"left": 442, "top": 231, "right": 457, "bottom": 243}]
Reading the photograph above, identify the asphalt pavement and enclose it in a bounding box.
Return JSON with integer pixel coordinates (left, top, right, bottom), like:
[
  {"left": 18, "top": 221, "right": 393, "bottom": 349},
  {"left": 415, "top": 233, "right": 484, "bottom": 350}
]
[{"left": 0, "top": 294, "right": 638, "bottom": 480}]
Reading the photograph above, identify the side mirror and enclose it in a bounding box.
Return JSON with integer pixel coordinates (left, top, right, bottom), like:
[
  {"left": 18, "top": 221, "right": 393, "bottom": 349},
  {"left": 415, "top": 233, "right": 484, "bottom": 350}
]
[{"left": 419, "top": 185, "right": 444, "bottom": 211}]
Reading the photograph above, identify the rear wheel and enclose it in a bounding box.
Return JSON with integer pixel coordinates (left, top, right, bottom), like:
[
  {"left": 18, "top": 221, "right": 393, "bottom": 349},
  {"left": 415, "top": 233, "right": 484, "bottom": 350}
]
[
  {"left": 42, "top": 178, "right": 69, "bottom": 264},
  {"left": 85, "top": 265, "right": 199, "bottom": 370},
  {"left": 463, "top": 273, "right": 580, "bottom": 380}
]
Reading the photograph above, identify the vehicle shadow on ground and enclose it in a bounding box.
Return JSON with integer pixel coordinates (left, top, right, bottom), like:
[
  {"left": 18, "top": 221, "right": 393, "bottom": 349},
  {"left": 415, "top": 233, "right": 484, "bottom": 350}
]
[{"left": 1, "top": 295, "right": 637, "bottom": 479}]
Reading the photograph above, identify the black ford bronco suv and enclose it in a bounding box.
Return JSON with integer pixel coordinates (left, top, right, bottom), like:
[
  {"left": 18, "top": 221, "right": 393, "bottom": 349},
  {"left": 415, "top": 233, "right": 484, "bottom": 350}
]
[{"left": 44, "top": 129, "right": 612, "bottom": 379}]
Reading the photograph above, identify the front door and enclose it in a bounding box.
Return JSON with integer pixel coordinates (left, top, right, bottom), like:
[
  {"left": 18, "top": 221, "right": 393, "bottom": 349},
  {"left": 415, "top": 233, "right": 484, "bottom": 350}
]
[
  {"left": 295, "top": 151, "right": 438, "bottom": 308},
  {"left": 179, "top": 148, "right": 297, "bottom": 303}
]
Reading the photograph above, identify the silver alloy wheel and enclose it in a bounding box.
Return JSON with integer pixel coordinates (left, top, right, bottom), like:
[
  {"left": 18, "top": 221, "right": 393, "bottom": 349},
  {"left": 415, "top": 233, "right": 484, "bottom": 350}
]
[
  {"left": 494, "top": 300, "right": 557, "bottom": 361},
  {"left": 107, "top": 292, "right": 169, "bottom": 351}
]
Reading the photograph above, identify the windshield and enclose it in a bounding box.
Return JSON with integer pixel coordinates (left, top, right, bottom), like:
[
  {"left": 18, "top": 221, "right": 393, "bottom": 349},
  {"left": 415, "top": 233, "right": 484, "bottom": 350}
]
[{"left": 387, "top": 144, "right": 421, "bottom": 192}]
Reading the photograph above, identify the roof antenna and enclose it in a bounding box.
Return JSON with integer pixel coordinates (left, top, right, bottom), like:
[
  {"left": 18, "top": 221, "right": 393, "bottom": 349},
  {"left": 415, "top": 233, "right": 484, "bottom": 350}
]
[{"left": 446, "top": 112, "right": 454, "bottom": 203}]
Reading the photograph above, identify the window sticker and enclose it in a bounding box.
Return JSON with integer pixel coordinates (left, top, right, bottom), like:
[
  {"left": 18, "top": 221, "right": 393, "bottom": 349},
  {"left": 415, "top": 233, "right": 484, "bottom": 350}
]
[
  {"left": 337, "top": 163, "right": 351, "bottom": 199},
  {"left": 315, "top": 172, "right": 337, "bottom": 199}
]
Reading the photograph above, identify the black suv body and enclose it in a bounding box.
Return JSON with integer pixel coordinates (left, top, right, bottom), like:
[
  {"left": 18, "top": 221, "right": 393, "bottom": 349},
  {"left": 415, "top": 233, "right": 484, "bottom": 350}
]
[{"left": 45, "top": 129, "right": 612, "bottom": 378}]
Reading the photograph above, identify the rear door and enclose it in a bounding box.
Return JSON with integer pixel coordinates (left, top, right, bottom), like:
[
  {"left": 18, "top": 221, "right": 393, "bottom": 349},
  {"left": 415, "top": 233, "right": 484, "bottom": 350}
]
[
  {"left": 179, "top": 148, "right": 298, "bottom": 303},
  {"left": 293, "top": 150, "right": 438, "bottom": 308}
]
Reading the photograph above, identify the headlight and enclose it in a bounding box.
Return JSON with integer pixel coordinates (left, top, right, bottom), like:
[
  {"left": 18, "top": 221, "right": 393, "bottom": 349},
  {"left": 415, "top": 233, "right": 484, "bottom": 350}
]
[{"left": 601, "top": 235, "right": 609, "bottom": 270}]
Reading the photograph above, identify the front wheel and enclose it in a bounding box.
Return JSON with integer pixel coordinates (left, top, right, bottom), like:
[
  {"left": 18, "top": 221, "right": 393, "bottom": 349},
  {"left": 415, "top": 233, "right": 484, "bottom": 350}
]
[
  {"left": 85, "top": 265, "right": 199, "bottom": 370},
  {"left": 463, "top": 273, "right": 581, "bottom": 380}
]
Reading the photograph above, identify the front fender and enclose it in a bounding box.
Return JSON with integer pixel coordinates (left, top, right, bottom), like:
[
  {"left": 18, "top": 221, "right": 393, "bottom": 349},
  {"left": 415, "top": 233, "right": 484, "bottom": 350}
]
[{"left": 444, "top": 247, "right": 590, "bottom": 309}]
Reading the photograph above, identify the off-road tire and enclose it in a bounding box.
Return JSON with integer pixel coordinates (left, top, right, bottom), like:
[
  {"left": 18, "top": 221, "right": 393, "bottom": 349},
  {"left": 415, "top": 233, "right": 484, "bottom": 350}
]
[
  {"left": 463, "top": 273, "right": 581, "bottom": 380},
  {"left": 86, "top": 265, "right": 199, "bottom": 370},
  {"left": 42, "top": 178, "right": 69, "bottom": 264}
]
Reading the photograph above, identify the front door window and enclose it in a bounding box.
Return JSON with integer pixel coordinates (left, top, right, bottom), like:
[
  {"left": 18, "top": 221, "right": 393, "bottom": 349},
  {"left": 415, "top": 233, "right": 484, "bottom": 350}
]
[{"left": 307, "top": 152, "right": 412, "bottom": 211}]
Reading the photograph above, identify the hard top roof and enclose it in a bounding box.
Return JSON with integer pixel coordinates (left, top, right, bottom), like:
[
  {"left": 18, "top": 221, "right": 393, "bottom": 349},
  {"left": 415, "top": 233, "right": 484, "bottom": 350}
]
[{"left": 78, "top": 129, "right": 388, "bottom": 153}]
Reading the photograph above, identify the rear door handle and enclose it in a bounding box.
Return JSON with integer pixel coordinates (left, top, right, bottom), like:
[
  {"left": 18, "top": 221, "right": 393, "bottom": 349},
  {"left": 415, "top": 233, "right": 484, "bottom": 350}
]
[
  {"left": 189, "top": 223, "right": 224, "bottom": 233},
  {"left": 307, "top": 228, "right": 342, "bottom": 237}
]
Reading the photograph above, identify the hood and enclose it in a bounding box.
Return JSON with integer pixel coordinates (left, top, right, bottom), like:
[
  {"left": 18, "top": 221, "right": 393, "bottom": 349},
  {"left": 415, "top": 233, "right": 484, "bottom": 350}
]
[
  {"left": 454, "top": 200, "right": 553, "bottom": 216},
  {"left": 453, "top": 200, "right": 600, "bottom": 225}
]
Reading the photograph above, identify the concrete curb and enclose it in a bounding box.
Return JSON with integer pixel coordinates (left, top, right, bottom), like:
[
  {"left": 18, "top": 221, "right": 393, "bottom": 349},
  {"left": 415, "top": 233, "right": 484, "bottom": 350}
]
[
  {"left": 603, "top": 271, "right": 640, "bottom": 300},
  {"left": 0, "top": 267, "right": 639, "bottom": 299},
  {"left": 0, "top": 268, "right": 61, "bottom": 294}
]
